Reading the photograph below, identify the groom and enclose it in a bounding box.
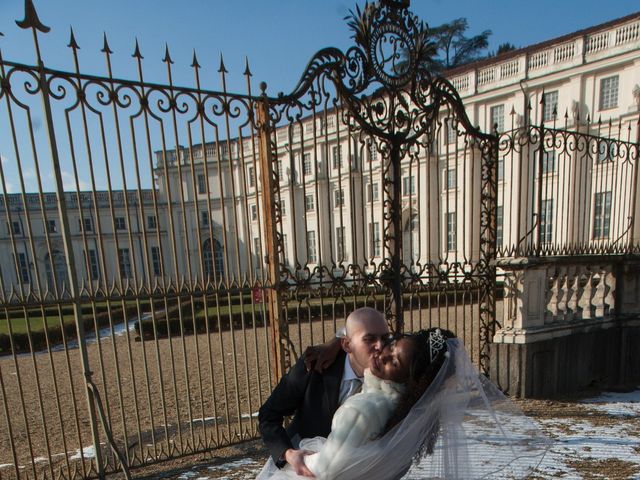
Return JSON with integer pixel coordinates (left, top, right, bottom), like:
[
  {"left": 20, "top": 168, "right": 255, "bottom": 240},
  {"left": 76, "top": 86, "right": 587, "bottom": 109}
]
[{"left": 258, "top": 307, "right": 389, "bottom": 477}]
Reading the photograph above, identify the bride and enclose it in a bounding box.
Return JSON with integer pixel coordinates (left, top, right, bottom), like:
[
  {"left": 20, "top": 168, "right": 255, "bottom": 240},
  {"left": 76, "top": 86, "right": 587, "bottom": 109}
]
[
  {"left": 258, "top": 328, "right": 451, "bottom": 479},
  {"left": 257, "top": 328, "right": 549, "bottom": 480}
]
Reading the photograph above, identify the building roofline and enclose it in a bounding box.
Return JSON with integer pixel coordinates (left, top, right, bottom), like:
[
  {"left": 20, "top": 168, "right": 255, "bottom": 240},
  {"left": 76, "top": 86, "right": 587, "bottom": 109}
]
[{"left": 445, "top": 11, "right": 640, "bottom": 77}]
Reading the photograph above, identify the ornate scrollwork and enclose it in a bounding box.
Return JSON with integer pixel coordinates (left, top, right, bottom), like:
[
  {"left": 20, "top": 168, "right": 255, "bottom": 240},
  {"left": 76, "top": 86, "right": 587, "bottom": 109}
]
[{"left": 276, "top": 1, "right": 479, "bottom": 146}]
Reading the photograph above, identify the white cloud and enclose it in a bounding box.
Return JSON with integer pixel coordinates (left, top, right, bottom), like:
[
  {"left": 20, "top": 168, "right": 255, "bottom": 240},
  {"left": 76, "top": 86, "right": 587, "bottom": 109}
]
[
  {"left": 0, "top": 181, "right": 15, "bottom": 194},
  {"left": 61, "top": 170, "right": 91, "bottom": 191}
]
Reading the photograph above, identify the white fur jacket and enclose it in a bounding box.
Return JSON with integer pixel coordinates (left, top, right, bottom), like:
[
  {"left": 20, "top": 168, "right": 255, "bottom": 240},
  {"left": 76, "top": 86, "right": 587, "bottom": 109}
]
[{"left": 304, "top": 369, "right": 406, "bottom": 479}]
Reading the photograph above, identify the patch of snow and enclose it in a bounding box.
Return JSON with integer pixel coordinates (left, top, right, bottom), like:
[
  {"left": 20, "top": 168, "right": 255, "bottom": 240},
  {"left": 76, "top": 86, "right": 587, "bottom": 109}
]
[
  {"left": 69, "top": 446, "right": 97, "bottom": 460},
  {"left": 176, "top": 471, "right": 197, "bottom": 479},
  {"left": 0, "top": 464, "right": 14, "bottom": 469},
  {"left": 580, "top": 388, "right": 640, "bottom": 417},
  {"left": 531, "top": 391, "right": 640, "bottom": 479},
  {"left": 191, "top": 416, "right": 222, "bottom": 425},
  {"left": 240, "top": 412, "right": 258, "bottom": 419},
  {"left": 208, "top": 458, "right": 260, "bottom": 472}
]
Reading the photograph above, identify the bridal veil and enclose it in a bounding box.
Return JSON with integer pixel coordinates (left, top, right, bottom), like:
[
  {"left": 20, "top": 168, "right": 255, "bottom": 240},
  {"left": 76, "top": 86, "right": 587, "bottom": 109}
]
[{"left": 258, "top": 338, "right": 550, "bottom": 479}]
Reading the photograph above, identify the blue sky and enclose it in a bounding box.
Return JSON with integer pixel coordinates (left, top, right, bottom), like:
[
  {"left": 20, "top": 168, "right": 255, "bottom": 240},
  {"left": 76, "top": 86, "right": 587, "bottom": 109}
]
[{"left": 1, "top": 0, "right": 638, "bottom": 95}]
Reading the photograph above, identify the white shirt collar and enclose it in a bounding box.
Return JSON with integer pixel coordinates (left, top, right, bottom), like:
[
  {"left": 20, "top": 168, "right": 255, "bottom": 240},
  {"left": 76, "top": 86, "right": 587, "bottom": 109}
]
[{"left": 343, "top": 353, "right": 361, "bottom": 382}]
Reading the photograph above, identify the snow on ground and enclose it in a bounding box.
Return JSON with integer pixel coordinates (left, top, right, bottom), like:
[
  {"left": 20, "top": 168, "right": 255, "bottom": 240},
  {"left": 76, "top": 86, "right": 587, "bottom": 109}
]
[
  {"left": 531, "top": 389, "right": 640, "bottom": 479},
  {"left": 130, "top": 388, "right": 640, "bottom": 479}
]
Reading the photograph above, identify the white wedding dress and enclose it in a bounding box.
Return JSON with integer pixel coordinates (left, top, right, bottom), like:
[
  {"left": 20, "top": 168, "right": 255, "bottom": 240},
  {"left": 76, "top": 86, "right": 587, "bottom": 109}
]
[
  {"left": 256, "top": 369, "right": 405, "bottom": 480},
  {"left": 256, "top": 339, "right": 550, "bottom": 480}
]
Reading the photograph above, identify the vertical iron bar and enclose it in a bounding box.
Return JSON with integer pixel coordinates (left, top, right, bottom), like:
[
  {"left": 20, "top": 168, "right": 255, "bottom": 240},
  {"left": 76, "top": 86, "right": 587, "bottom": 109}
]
[{"left": 24, "top": 23, "right": 106, "bottom": 478}]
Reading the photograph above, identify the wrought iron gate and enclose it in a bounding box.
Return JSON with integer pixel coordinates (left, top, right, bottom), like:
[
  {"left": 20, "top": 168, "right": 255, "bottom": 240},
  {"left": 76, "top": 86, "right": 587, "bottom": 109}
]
[
  {"left": 262, "top": 1, "right": 498, "bottom": 379},
  {"left": 0, "top": 0, "right": 497, "bottom": 478}
]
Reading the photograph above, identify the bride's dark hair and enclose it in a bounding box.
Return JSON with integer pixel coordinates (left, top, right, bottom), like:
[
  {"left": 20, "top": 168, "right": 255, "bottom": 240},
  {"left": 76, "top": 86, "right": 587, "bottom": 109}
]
[{"left": 382, "top": 327, "right": 456, "bottom": 435}]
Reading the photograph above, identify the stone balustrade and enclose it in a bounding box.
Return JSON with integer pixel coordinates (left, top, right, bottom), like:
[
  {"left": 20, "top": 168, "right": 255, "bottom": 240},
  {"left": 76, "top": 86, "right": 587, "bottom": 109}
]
[
  {"left": 448, "top": 16, "right": 640, "bottom": 96},
  {"left": 491, "top": 255, "right": 640, "bottom": 397}
]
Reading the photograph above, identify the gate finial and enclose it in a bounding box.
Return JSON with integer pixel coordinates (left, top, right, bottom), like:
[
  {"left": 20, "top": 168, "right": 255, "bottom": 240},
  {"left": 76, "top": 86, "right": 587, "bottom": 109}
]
[
  {"left": 381, "top": 0, "right": 410, "bottom": 9},
  {"left": 16, "top": 0, "right": 50, "bottom": 33}
]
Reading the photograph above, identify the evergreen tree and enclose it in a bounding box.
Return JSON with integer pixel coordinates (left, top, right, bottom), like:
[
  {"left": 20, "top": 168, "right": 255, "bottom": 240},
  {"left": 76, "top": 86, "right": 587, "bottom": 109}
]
[{"left": 430, "top": 18, "right": 492, "bottom": 70}]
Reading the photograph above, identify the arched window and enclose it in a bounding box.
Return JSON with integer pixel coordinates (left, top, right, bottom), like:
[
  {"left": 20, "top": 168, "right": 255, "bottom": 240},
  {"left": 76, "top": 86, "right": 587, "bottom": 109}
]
[
  {"left": 403, "top": 212, "right": 419, "bottom": 266},
  {"left": 202, "top": 238, "right": 224, "bottom": 280},
  {"left": 45, "top": 250, "right": 68, "bottom": 290},
  {"left": 404, "top": 213, "right": 419, "bottom": 232}
]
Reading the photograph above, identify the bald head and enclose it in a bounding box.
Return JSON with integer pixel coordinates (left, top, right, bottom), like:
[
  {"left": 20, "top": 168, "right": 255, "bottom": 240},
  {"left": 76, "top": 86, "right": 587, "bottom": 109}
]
[
  {"left": 346, "top": 307, "right": 387, "bottom": 336},
  {"left": 343, "top": 307, "right": 389, "bottom": 376}
]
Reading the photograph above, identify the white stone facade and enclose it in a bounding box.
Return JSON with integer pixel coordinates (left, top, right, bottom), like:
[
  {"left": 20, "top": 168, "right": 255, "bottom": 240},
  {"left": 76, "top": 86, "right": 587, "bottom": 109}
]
[{"left": 1, "top": 13, "right": 638, "bottom": 297}]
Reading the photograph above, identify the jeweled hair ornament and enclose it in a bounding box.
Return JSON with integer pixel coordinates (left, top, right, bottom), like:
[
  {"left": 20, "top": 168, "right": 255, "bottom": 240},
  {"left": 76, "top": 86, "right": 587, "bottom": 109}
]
[{"left": 428, "top": 328, "right": 446, "bottom": 362}]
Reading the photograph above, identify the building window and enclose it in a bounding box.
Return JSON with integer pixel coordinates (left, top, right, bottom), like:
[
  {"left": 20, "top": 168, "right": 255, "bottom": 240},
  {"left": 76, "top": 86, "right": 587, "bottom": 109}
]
[
  {"left": 47, "top": 220, "right": 57, "bottom": 233},
  {"left": 402, "top": 176, "right": 415, "bottom": 196},
  {"left": 369, "top": 222, "right": 381, "bottom": 257},
  {"left": 334, "top": 188, "right": 345, "bottom": 208},
  {"left": 197, "top": 173, "right": 206, "bottom": 194},
  {"left": 118, "top": 248, "right": 133, "bottom": 279},
  {"left": 542, "top": 150, "right": 555, "bottom": 174},
  {"left": 305, "top": 194, "right": 315, "bottom": 212},
  {"left": 490, "top": 104, "right": 504, "bottom": 132},
  {"left": 203, "top": 238, "right": 224, "bottom": 279},
  {"left": 332, "top": 145, "right": 343, "bottom": 170},
  {"left": 87, "top": 249, "right": 100, "bottom": 280},
  {"left": 151, "top": 246, "right": 161, "bottom": 276},
  {"left": 147, "top": 215, "right": 157, "bottom": 230},
  {"left": 281, "top": 234, "right": 289, "bottom": 267},
  {"left": 79, "top": 217, "right": 92, "bottom": 232},
  {"left": 446, "top": 212, "right": 457, "bottom": 251},
  {"left": 17, "top": 252, "right": 29, "bottom": 283},
  {"left": 369, "top": 141, "right": 378, "bottom": 162},
  {"left": 115, "top": 217, "right": 126, "bottom": 231},
  {"left": 498, "top": 158, "right": 504, "bottom": 182},
  {"left": 254, "top": 237, "right": 261, "bottom": 265},
  {"left": 446, "top": 118, "right": 457, "bottom": 144},
  {"left": 248, "top": 166, "right": 255, "bottom": 188},
  {"left": 540, "top": 199, "right": 553, "bottom": 244},
  {"left": 446, "top": 168, "right": 456, "bottom": 190},
  {"left": 280, "top": 199, "right": 286, "bottom": 217},
  {"left": 593, "top": 191, "right": 612, "bottom": 239},
  {"left": 497, "top": 205, "right": 504, "bottom": 248},
  {"left": 543, "top": 91, "right": 558, "bottom": 122},
  {"left": 307, "top": 230, "right": 317, "bottom": 263},
  {"left": 251, "top": 204, "right": 258, "bottom": 221},
  {"left": 336, "top": 226, "right": 345, "bottom": 262},
  {"left": 277, "top": 160, "right": 283, "bottom": 180},
  {"left": 200, "top": 211, "right": 209, "bottom": 227},
  {"left": 599, "top": 75, "right": 619, "bottom": 110},
  {"left": 10, "top": 221, "right": 21, "bottom": 235},
  {"left": 303, "top": 153, "right": 312, "bottom": 176},
  {"left": 367, "top": 182, "right": 379, "bottom": 202}
]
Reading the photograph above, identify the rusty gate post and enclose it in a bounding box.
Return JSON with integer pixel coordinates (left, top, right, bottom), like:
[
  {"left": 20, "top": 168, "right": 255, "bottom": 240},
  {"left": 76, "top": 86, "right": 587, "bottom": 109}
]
[
  {"left": 388, "top": 141, "right": 404, "bottom": 333},
  {"left": 256, "top": 91, "right": 289, "bottom": 384}
]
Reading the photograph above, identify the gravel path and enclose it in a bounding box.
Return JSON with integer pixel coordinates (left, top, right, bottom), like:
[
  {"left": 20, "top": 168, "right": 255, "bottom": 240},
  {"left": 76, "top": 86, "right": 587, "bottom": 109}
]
[{"left": 0, "top": 302, "right": 495, "bottom": 479}]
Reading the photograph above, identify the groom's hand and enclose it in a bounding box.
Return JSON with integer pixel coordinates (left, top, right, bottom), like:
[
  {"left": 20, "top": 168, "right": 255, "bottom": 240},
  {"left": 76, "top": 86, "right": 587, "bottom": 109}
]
[
  {"left": 304, "top": 337, "right": 342, "bottom": 373},
  {"left": 284, "top": 448, "right": 316, "bottom": 477}
]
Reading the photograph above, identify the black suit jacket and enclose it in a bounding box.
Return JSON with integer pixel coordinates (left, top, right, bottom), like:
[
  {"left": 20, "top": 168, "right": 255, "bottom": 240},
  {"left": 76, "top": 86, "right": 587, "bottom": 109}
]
[{"left": 258, "top": 350, "right": 346, "bottom": 463}]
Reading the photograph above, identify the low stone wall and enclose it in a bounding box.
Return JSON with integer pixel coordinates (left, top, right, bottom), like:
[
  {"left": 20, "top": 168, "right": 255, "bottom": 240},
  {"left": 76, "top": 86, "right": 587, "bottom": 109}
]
[
  {"left": 491, "top": 322, "right": 640, "bottom": 397},
  {"left": 490, "top": 255, "right": 640, "bottom": 398}
]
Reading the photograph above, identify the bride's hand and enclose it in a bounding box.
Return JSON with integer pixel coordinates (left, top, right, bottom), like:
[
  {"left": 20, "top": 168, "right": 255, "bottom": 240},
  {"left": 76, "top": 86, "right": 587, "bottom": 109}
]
[{"left": 284, "top": 448, "right": 316, "bottom": 477}]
